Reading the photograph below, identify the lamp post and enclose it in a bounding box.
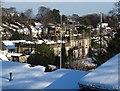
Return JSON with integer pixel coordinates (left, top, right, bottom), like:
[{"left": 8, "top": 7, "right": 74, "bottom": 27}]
[
  {"left": 0, "top": 28, "right": 2, "bottom": 50},
  {"left": 0, "top": 2, "right": 2, "bottom": 50},
  {"left": 60, "top": 15, "right": 62, "bottom": 69}
]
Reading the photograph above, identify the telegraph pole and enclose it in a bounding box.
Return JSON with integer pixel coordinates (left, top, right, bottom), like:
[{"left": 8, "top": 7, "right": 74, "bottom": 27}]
[
  {"left": 0, "top": 1, "right": 2, "bottom": 50},
  {"left": 99, "top": 12, "right": 102, "bottom": 65},
  {"left": 60, "top": 15, "right": 62, "bottom": 69}
]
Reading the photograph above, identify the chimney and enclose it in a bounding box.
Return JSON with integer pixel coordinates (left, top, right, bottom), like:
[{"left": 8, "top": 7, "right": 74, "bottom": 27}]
[{"left": 9, "top": 72, "right": 13, "bottom": 81}]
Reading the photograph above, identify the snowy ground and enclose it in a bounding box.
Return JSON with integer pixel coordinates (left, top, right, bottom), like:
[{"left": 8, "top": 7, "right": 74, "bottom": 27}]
[
  {"left": 79, "top": 53, "right": 120, "bottom": 90},
  {"left": 1, "top": 61, "right": 88, "bottom": 90}
]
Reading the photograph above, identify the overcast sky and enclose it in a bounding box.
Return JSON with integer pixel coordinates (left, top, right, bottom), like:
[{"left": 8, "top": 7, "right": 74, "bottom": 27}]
[{"left": 2, "top": 2, "right": 115, "bottom": 16}]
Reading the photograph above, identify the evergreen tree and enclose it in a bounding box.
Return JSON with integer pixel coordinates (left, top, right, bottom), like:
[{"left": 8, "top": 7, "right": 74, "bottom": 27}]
[
  {"left": 27, "top": 43, "right": 55, "bottom": 67},
  {"left": 106, "top": 28, "right": 120, "bottom": 58},
  {"left": 10, "top": 31, "right": 21, "bottom": 40},
  {"left": 61, "top": 44, "right": 67, "bottom": 66},
  {"left": 52, "top": 9, "right": 61, "bottom": 23}
]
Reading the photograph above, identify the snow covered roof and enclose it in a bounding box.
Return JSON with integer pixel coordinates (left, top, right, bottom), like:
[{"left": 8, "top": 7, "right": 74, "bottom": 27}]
[
  {"left": 0, "top": 54, "right": 9, "bottom": 61},
  {"left": 34, "top": 22, "right": 42, "bottom": 26},
  {"left": 3, "top": 40, "right": 26, "bottom": 46},
  {"left": 106, "top": 27, "right": 111, "bottom": 30},
  {"left": 83, "top": 58, "right": 97, "bottom": 67},
  {"left": 43, "top": 39, "right": 51, "bottom": 45},
  {"left": 25, "top": 41, "right": 34, "bottom": 44},
  {"left": 36, "top": 40, "right": 44, "bottom": 44},
  {"left": 10, "top": 53, "right": 22, "bottom": 57},
  {"left": 73, "top": 34, "right": 78, "bottom": 37},
  {"left": 43, "top": 39, "right": 57, "bottom": 45},
  {"left": 1, "top": 61, "right": 46, "bottom": 89},
  {"left": 78, "top": 53, "right": 120, "bottom": 91},
  {"left": 3, "top": 40, "right": 14, "bottom": 46},
  {"left": 57, "top": 40, "right": 65, "bottom": 44},
  {"left": 45, "top": 69, "right": 88, "bottom": 89},
  {"left": 1, "top": 61, "right": 88, "bottom": 89},
  {"left": 2, "top": 41, "right": 16, "bottom": 50},
  {"left": 50, "top": 41, "right": 56, "bottom": 44},
  {"left": 65, "top": 34, "right": 69, "bottom": 37}
]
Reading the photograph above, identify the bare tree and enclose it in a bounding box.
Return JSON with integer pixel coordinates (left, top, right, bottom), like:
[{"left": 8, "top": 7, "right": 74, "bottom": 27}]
[
  {"left": 24, "top": 9, "right": 33, "bottom": 19},
  {"left": 109, "top": 1, "right": 120, "bottom": 24},
  {"left": 36, "top": 6, "right": 52, "bottom": 25}
]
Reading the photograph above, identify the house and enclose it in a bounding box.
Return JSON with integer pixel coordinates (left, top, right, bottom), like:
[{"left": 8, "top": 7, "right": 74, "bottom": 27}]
[
  {"left": 15, "top": 42, "right": 35, "bottom": 53},
  {"left": 98, "top": 23, "right": 108, "bottom": 28},
  {"left": 2, "top": 41, "right": 16, "bottom": 52},
  {"left": 11, "top": 53, "right": 29, "bottom": 63},
  {"left": 2, "top": 40, "right": 26, "bottom": 52}
]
